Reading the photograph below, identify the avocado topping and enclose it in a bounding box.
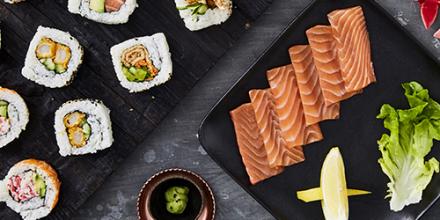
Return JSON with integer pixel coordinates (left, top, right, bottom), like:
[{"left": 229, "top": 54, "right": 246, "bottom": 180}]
[
  {"left": 32, "top": 173, "right": 46, "bottom": 198},
  {"left": 0, "top": 101, "right": 8, "bottom": 118},
  {"left": 89, "top": 0, "right": 105, "bottom": 13}
]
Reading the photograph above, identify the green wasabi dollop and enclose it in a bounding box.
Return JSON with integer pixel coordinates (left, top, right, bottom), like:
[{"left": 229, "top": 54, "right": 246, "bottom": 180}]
[{"left": 165, "top": 186, "right": 189, "bottom": 214}]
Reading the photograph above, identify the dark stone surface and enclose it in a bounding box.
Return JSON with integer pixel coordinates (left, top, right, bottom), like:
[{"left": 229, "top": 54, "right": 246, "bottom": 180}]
[{"left": 71, "top": 0, "right": 440, "bottom": 219}]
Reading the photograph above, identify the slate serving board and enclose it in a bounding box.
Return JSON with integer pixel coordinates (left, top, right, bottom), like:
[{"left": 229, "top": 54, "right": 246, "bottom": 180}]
[
  {"left": 0, "top": 0, "right": 272, "bottom": 219},
  {"left": 198, "top": 0, "right": 440, "bottom": 219}
]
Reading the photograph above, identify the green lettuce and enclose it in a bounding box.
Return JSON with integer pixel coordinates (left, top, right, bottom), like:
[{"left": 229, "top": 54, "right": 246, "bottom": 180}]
[{"left": 377, "top": 81, "right": 440, "bottom": 211}]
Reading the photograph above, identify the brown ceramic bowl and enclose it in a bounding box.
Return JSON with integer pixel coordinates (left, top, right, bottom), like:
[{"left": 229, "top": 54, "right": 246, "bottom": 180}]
[{"left": 137, "top": 168, "right": 215, "bottom": 220}]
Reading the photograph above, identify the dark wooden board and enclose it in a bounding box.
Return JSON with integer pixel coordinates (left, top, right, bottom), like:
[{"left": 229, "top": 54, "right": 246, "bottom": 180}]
[
  {"left": 0, "top": 0, "right": 272, "bottom": 219},
  {"left": 198, "top": 0, "right": 440, "bottom": 219}
]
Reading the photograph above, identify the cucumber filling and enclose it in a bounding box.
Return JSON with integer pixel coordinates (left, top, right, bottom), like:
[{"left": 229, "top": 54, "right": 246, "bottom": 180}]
[
  {"left": 0, "top": 100, "right": 10, "bottom": 135},
  {"left": 120, "top": 44, "right": 159, "bottom": 82}
]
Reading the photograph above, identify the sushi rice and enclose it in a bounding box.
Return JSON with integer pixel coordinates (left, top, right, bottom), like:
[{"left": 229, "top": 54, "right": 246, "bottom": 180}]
[
  {"left": 0, "top": 159, "right": 60, "bottom": 220},
  {"left": 3, "top": 0, "right": 25, "bottom": 4},
  {"left": 22, "top": 26, "right": 83, "bottom": 88},
  {"left": 0, "top": 88, "right": 29, "bottom": 148},
  {"left": 110, "top": 33, "right": 172, "bottom": 93},
  {"left": 54, "top": 99, "right": 113, "bottom": 156},
  {"left": 175, "top": 0, "right": 232, "bottom": 31},
  {"left": 68, "top": 0, "right": 138, "bottom": 25}
]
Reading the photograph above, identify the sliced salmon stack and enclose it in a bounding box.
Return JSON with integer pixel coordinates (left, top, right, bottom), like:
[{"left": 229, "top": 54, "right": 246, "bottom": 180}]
[
  {"left": 249, "top": 89, "right": 305, "bottom": 167},
  {"left": 328, "top": 6, "right": 376, "bottom": 92},
  {"left": 289, "top": 45, "right": 340, "bottom": 125},
  {"left": 266, "top": 65, "right": 323, "bottom": 147},
  {"left": 230, "top": 104, "right": 284, "bottom": 185},
  {"left": 306, "top": 25, "right": 360, "bottom": 105}
]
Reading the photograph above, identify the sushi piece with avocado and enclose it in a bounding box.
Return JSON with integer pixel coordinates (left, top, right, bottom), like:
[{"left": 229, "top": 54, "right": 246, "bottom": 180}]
[
  {"left": 21, "top": 26, "right": 83, "bottom": 88},
  {"left": 0, "top": 159, "right": 60, "bottom": 220},
  {"left": 68, "top": 0, "right": 138, "bottom": 24},
  {"left": 110, "top": 33, "right": 172, "bottom": 93},
  {"left": 54, "top": 99, "right": 114, "bottom": 156},
  {"left": 175, "top": 0, "right": 233, "bottom": 31},
  {"left": 0, "top": 88, "right": 29, "bottom": 148}
]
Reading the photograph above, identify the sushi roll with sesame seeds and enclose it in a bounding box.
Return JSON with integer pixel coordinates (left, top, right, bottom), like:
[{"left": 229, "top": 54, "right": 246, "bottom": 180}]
[
  {"left": 175, "top": 0, "right": 232, "bottom": 31},
  {"left": 21, "top": 26, "right": 83, "bottom": 88},
  {"left": 0, "top": 159, "right": 60, "bottom": 220},
  {"left": 67, "top": 0, "right": 138, "bottom": 25},
  {"left": 110, "top": 33, "right": 172, "bottom": 93},
  {"left": 54, "top": 99, "right": 113, "bottom": 156},
  {"left": 3, "top": 0, "right": 25, "bottom": 3},
  {"left": 0, "top": 87, "right": 29, "bottom": 148}
]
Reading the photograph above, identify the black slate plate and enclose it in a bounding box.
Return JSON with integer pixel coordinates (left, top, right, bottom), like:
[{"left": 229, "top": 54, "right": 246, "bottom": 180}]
[
  {"left": 198, "top": 0, "right": 440, "bottom": 219},
  {"left": 0, "top": 0, "right": 272, "bottom": 219}
]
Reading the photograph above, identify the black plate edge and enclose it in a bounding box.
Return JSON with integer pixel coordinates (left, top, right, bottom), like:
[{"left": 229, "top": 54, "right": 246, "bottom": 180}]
[
  {"left": 197, "top": 0, "right": 318, "bottom": 219},
  {"left": 197, "top": 0, "right": 440, "bottom": 219}
]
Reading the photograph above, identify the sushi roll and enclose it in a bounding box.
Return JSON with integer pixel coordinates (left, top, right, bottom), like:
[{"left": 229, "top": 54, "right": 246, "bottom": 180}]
[
  {"left": 0, "top": 88, "right": 29, "bottom": 148},
  {"left": 110, "top": 33, "right": 172, "bottom": 93},
  {"left": 3, "top": 0, "right": 25, "bottom": 4},
  {"left": 175, "top": 0, "right": 233, "bottom": 31},
  {"left": 68, "top": 0, "right": 138, "bottom": 25},
  {"left": 54, "top": 99, "right": 113, "bottom": 156},
  {"left": 21, "top": 26, "right": 84, "bottom": 88},
  {"left": 0, "top": 159, "right": 60, "bottom": 220}
]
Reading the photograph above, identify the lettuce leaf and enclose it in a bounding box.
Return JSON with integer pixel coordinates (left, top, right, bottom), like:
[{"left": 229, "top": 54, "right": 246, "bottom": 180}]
[{"left": 377, "top": 81, "right": 440, "bottom": 211}]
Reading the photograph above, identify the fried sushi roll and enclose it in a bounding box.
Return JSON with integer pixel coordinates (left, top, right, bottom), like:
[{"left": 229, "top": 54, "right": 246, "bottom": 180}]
[
  {"left": 110, "top": 33, "right": 172, "bottom": 93},
  {"left": 22, "top": 26, "right": 84, "bottom": 88},
  {"left": 175, "top": 0, "right": 233, "bottom": 31},
  {"left": 54, "top": 99, "right": 113, "bottom": 156},
  {"left": 68, "top": 0, "right": 138, "bottom": 25},
  {"left": 0, "top": 159, "right": 60, "bottom": 220},
  {"left": 0, "top": 88, "right": 29, "bottom": 148}
]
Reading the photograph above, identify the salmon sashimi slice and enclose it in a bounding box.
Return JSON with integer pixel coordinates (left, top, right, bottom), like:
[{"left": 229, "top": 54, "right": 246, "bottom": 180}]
[
  {"left": 306, "top": 25, "right": 360, "bottom": 105},
  {"left": 105, "top": 0, "right": 126, "bottom": 12},
  {"left": 266, "top": 65, "right": 323, "bottom": 148},
  {"left": 328, "top": 6, "right": 376, "bottom": 92},
  {"left": 230, "top": 104, "right": 284, "bottom": 185},
  {"left": 249, "top": 89, "right": 305, "bottom": 167},
  {"left": 289, "top": 45, "right": 340, "bottom": 125}
]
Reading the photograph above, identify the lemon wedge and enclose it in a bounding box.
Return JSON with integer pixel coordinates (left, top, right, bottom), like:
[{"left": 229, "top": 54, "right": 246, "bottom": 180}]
[
  {"left": 296, "top": 147, "right": 370, "bottom": 220},
  {"left": 321, "top": 147, "right": 349, "bottom": 220}
]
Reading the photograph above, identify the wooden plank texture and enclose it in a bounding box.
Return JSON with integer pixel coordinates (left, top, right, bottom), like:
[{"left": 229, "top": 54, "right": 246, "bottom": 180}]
[{"left": 0, "top": 0, "right": 273, "bottom": 218}]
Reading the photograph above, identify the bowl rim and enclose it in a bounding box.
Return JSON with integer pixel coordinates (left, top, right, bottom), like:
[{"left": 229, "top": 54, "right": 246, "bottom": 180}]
[{"left": 137, "top": 168, "right": 216, "bottom": 220}]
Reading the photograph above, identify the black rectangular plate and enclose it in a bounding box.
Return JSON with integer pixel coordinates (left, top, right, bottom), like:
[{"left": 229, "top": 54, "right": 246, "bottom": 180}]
[{"left": 198, "top": 0, "right": 440, "bottom": 219}]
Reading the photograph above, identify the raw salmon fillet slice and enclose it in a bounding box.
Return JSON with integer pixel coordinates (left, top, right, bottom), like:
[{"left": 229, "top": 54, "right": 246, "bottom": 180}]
[
  {"left": 105, "top": 0, "right": 126, "bottom": 12},
  {"left": 266, "top": 65, "right": 323, "bottom": 148},
  {"left": 289, "top": 45, "right": 340, "bottom": 126},
  {"left": 249, "top": 89, "right": 305, "bottom": 167},
  {"left": 230, "top": 104, "right": 284, "bottom": 185},
  {"left": 306, "top": 25, "right": 360, "bottom": 105},
  {"left": 328, "top": 6, "right": 376, "bottom": 92}
]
